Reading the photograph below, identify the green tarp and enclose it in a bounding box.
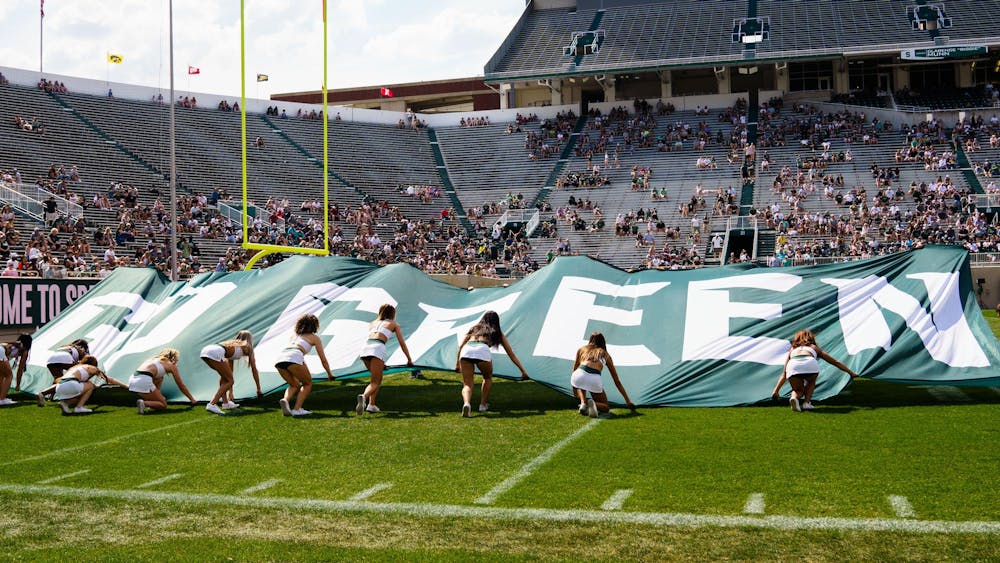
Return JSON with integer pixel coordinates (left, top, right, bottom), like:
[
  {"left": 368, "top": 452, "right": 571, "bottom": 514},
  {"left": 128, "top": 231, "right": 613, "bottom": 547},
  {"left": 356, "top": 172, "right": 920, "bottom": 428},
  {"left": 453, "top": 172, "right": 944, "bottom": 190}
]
[{"left": 19, "top": 246, "right": 1000, "bottom": 406}]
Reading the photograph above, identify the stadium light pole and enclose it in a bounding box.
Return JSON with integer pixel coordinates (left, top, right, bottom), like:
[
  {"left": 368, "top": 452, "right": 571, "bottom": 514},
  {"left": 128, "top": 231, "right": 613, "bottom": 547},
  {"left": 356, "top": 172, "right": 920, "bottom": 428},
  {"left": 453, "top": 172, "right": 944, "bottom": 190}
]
[{"left": 168, "top": 0, "right": 178, "bottom": 281}]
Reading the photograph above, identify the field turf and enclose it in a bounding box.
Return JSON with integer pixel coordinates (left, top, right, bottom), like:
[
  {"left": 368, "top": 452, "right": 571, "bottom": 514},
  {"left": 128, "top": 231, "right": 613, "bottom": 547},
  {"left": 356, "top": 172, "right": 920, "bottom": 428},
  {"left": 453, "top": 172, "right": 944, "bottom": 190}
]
[{"left": 1, "top": 313, "right": 998, "bottom": 561}]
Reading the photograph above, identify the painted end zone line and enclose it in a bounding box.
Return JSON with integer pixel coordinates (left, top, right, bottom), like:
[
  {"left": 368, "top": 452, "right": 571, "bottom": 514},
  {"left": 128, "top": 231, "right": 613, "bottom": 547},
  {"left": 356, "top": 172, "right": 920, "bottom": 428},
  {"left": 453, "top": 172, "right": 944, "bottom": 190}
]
[
  {"left": 2, "top": 484, "right": 998, "bottom": 535},
  {"left": 350, "top": 483, "right": 393, "bottom": 501},
  {"left": 601, "top": 489, "right": 633, "bottom": 511},
  {"left": 889, "top": 495, "right": 917, "bottom": 518},
  {"left": 37, "top": 470, "right": 90, "bottom": 485},
  {"left": 743, "top": 493, "right": 765, "bottom": 515},
  {"left": 136, "top": 473, "right": 184, "bottom": 490},
  {"left": 242, "top": 479, "right": 282, "bottom": 495},
  {"left": 476, "top": 419, "right": 601, "bottom": 505}
]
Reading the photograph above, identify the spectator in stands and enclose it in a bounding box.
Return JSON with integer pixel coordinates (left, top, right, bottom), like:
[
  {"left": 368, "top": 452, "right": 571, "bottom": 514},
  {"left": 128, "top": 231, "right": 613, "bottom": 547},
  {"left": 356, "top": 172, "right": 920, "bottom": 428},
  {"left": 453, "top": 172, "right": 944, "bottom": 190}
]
[{"left": 43, "top": 196, "right": 59, "bottom": 226}]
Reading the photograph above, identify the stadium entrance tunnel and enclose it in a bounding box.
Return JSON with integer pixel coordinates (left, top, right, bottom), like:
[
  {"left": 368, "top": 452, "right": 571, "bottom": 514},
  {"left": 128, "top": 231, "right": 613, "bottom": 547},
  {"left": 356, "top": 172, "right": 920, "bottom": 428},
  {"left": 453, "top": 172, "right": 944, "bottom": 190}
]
[{"left": 725, "top": 229, "right": 755, "bottom": 264}]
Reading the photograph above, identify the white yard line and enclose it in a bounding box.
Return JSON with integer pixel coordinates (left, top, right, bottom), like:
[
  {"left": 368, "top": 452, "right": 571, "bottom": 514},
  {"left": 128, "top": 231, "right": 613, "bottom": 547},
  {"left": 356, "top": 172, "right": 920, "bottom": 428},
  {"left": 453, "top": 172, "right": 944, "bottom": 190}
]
[
  {"left": 349, "top": 483, "right": 393, "bottom": 501},
  {"left": 924, "top": 386, "right": 971, "bottom": 402},
  {"left": 0, "top": 418, "right": 208, "bottom": 468},
  {"left": 743, "top": 493, "right": 766, "bottom": 515},
  {"left": 600, "top": 489, "right": 633, "bottom": 511},
  {"left": 475, "top": 419, "right": 601, "bottom": 505},
  {"left": 136, "top": 473, "right": 184, "bottom": 489},
  {"left": 888, "top": 495, "right": 917, "bottom": 518},
  {"left": 241, "top": 479, "right": 282, "bottom": 495},
  {"left": 37, "top": 470, "right": 90, "bottom": 484},
  {"left": 1, "top": 483, "right": 998, "bottom": 535}
]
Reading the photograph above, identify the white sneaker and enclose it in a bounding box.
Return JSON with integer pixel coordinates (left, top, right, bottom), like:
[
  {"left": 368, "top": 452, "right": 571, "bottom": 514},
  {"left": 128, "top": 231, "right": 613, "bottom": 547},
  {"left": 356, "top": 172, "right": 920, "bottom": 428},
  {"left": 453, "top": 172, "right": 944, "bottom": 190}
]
[
  {"left": 461, "top": 403, "right": 471, "bottom": 418},
  {"left": 59, "top": 401, "right": 72, "bottom": 415},
  {"left": 478, "top": 403, "right": 489, "bottom": 412},
  {"left": 578, "top": 403, "right": 588, "bottom": 415},
  {"left": 221, "top": 401, "right": 240, "bottom": 410},
  {"left": 790, "top": 397, "right": 801, "bottom": 412},
  {"left": 0, "top": 398, "right": 15, "bottom": 406},
  {"left": 206, "top": 403, "right": 225, "bottom": 415},
  {"left": 365, "top": 404, "right": 381, "bottom": 414},
  {"left": 802, "top": 401, "right": 815, "bottom": 411},
  {"left": 278, "top": 398, "right": 292, "bottom": 417},
  {"left": 73, "top": 406, "right": 93, "bottom": 414},
  {"left": 355, "top": 394, "right": 366, "bottom": 415},
  {"left": 136, "top": 399, "right": 146, "bottom": 414},
  {"left": 37, "top": 393, "right": 46, "bottom": 407},
  {"left": 586, "top": 398, "right": 598, "bottom": 418},
  {"left": 291, "top": 408, "right": 312, "bottom": 416}
]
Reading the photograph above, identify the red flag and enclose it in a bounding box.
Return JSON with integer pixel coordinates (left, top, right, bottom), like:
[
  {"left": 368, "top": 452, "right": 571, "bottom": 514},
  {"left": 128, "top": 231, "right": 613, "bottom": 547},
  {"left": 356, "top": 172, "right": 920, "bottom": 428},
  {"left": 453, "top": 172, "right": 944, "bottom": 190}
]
[
  {"left": 187, "top": 66, "right": 200, "bottom": 75},
  {"left": 380, "top": 87, "right": 394, "bottom": 98}
]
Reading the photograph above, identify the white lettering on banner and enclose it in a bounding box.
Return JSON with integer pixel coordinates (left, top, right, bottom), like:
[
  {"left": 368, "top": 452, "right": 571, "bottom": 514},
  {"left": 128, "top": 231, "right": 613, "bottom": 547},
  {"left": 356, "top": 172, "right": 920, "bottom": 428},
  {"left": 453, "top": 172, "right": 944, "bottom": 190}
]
[
  {"left": 682, "top": 273, "right": 802, "bottom": 365},
  {"left": 27, "top": 292, "right": 153, "bottom": 368},
  {"left": 321, "top": 287, "right": 396, "bottom": 370},
  {"left": 389, "top": 293, "right": 521, "bottom": 365},
  {"left": 1, "top": 283, "right": 30, "bottom": 325},
  {"left": 533, "top": 277, "right": 670, "bottom": 365},
  {"left": 822, "top": 273, "right": 988, "bottom": 367},
  {"left": 254, "top": 283, "right": 349, "bottom": 372},
  {"left": 101, "top": 284, "right": 238, "bottom": 370}
]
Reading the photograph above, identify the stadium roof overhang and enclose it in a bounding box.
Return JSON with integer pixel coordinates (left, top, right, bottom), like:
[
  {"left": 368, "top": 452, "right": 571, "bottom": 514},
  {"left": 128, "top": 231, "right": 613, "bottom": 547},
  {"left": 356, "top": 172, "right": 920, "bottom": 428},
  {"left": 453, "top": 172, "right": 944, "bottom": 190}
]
[{"left": 484, "top": 37, "right": 1000, "bottom": 85}]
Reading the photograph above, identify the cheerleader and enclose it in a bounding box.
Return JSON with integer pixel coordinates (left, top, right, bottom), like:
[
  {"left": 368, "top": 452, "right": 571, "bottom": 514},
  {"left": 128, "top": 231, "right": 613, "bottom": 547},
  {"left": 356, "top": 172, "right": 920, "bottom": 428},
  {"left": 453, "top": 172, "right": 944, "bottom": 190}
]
[
  {"left": 129, "top": 349, "right": 197, "bottom": 413},
  {"left": 43, "top": 355, "right": 128, "bottom": 414},
  {"left": 274, "top": 314, "right": 334, "bottom": 417},
  {"left": 0, "top": 334, "right": 32, "bottom": 405},
  {"left": 199, "top": 330, "right": 261, "bottom": 415},
  {"left": 570, "top": 332, "right": 634, "bottom": 417},
  {"left": 455, "top": 311, "right": 529, "bottom": 417},
  {"left": 355, "top": 304, "right": 413, "bottom": 415}
]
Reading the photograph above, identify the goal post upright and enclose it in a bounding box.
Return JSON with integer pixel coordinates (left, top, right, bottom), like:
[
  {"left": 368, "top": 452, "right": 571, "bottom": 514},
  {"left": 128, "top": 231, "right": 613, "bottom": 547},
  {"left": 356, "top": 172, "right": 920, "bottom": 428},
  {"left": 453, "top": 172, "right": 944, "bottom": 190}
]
[{"left": 240, "top": 0, "right": 330, "bottom": 271}]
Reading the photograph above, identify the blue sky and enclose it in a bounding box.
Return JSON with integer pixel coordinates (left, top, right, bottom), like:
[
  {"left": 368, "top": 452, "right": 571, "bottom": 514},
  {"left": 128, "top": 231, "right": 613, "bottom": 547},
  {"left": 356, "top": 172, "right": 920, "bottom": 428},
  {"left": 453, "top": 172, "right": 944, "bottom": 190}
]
[{"left": 0, "top": 0, "right": 526, "bottom": 95}]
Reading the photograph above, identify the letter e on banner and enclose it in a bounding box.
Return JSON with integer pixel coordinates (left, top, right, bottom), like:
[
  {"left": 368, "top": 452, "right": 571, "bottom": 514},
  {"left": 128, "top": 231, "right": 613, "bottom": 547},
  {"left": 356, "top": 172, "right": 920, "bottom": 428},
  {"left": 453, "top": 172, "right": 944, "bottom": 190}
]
[{"left": 682, "top": 273, "right": 801, "bottom": 365}]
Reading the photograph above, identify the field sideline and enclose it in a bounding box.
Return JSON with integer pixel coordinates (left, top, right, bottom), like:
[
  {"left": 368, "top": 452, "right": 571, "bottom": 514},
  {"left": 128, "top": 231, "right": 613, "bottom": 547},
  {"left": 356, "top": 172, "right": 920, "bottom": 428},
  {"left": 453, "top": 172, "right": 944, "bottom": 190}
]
[{"left": 1, "top": 313, "right": 998, "bottom": 560}]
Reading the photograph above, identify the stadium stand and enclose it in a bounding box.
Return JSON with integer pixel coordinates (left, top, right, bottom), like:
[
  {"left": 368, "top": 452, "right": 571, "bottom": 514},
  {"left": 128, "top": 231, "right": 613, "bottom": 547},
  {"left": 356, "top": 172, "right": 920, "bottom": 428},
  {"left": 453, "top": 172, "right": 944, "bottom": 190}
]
[{"left": 5, "top": 0, "right": 1000, "bottom": 278}]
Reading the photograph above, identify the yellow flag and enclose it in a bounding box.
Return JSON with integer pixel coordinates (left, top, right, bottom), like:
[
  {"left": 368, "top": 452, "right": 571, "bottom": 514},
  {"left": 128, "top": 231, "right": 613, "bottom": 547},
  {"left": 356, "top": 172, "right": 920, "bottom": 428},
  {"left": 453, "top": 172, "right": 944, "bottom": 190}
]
[{"left": 107, "top": 53, "right": 123, "bottom": 65}]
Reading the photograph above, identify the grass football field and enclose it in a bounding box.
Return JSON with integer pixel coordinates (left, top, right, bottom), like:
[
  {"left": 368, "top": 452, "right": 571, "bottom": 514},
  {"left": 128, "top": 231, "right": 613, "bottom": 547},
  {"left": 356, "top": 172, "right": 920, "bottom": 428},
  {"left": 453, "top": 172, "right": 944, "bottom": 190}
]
[{"left": 1, "top": 313, "right": 999, "bottom": 561}]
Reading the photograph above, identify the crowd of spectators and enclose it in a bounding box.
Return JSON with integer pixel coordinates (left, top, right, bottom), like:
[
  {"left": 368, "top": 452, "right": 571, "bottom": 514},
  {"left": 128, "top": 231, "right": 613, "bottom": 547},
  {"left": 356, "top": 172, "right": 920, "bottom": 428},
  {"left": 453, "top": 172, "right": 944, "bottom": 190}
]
[
  {"left": 13, "top": 113, "right": 47, "bottom": 134},
  {"left": 525, "top": 110, "right": 577, "bottom": 160},
  {"left": 398, "top": 184, "right": 442, "bottom": 202},
  {"left": 36, "top": 78, "right": 68, "bottom": 94},
  {"left": 460, "top": 116, "right": 490, "bottom": 127}
]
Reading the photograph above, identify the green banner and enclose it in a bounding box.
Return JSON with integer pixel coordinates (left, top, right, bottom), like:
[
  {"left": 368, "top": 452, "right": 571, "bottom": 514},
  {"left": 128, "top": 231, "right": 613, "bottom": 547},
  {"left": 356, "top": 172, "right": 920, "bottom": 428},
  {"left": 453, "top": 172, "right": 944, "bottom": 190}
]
[
  {"left": 18, "top": 246, "right": 1000, "bottom": 406},
  {"left": 1, "top": 279, "right": 99, "bottom": 329}
]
